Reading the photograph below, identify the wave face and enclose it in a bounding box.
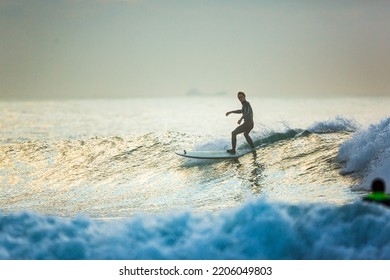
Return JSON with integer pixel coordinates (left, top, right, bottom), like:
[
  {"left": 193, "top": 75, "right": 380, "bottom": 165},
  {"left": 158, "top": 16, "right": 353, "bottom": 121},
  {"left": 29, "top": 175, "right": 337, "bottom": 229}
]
[
  {"left": 0, "top": 117, "right": 360, "bottom": 219},
  {"left": 1, "top": 199, "right": 390, "bottom": 260}
]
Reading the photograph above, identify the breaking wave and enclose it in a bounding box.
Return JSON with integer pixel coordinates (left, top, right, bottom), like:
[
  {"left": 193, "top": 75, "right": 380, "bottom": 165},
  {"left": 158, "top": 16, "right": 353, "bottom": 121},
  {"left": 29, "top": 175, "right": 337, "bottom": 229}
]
[{"left": 1, "top": 199, "right": 390, "bottom": 260}]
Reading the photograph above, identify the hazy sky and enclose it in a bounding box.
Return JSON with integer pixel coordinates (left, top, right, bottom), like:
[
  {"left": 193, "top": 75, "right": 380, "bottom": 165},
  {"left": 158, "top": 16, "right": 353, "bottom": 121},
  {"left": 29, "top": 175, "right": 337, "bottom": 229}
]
[{"left": 1, "top": 0, "right": 390, "bottom": 99}]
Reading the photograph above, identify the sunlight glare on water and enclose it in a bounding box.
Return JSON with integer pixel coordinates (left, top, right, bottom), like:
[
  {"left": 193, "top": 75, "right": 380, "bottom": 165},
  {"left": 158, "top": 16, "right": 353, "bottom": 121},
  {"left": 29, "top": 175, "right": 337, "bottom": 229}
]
[{"left": 1, "top": 96, "right": 389, "bottom": 218}]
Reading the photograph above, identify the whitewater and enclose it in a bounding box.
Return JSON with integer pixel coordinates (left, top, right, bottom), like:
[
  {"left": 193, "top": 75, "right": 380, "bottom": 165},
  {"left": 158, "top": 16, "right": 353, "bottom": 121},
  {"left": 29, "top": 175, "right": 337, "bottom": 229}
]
[{"left": 1, "top": 96, "right": 390, "bottom": 259}]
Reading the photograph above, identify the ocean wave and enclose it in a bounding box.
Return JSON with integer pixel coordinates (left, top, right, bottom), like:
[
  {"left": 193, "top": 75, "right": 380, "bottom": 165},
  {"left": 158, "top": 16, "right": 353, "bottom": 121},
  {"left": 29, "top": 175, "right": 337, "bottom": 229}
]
[
  {"left": 1, "top": 122, "right": 358, "bottom": 217},
  {"left": 338, "top": 117, "right": 390, "bottom": 191},
  {"left": 1, "top": 198, "right": 390, "bottom": 260},
  {"left": 308, "top": 116, "right": 359, "bottom": 134},
  {"left": 194, "top": 129, "right": 306, "bottom": 153},
  {"left": 255, "top": 116, "right": 358, "bottom": 147},
  {"left": 188, "top": 128, "right": 303, "bottom": 154}
]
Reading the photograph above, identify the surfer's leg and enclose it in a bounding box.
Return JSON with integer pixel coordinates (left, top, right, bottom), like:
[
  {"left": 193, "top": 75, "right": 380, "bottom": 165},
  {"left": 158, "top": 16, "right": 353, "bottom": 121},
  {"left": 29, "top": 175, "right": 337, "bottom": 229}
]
[
  {"left": 228, "top": 125, "right": 246, "bottom": 154},
  {"left": 244, "top": 132, "right": 254, "bottom": 149},
  {"left": 244, "top": 123, "right": 255, "bottom": 149},
  {"left": 227, "top": 131, "right": 237, "bottom": 154}
]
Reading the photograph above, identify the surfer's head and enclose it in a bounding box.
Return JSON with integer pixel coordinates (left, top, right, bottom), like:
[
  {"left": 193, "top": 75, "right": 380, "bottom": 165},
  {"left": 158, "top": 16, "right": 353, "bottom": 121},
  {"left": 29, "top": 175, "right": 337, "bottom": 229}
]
[
  {"left": 372, "top": 178, "right": 386, "bottom": 193},
  {"left": 237, "top": 91, "right": 246, "bottom": 102}
]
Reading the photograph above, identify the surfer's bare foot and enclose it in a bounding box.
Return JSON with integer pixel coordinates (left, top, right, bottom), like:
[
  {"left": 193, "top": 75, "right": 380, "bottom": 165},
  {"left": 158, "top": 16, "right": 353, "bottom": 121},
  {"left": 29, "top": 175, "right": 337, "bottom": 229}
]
[{"left": 227, "top": 149, "right": 236, "bottom": 154}]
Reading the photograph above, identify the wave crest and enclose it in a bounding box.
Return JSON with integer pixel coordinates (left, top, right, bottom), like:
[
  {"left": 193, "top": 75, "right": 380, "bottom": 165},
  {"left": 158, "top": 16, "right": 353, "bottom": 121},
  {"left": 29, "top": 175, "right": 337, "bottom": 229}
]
[
  {"left": 338, "top": 117, "right": 390, "bottom": 190},
  {"left": 308, "top": 116, "right": 359, "bottom": 134}
]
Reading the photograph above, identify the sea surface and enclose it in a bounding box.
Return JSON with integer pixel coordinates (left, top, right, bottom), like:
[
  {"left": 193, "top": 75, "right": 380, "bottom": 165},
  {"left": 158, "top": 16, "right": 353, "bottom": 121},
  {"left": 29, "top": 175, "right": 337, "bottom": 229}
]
[{"left": 1, "top": 96, "right": 390, "bottom": 259}]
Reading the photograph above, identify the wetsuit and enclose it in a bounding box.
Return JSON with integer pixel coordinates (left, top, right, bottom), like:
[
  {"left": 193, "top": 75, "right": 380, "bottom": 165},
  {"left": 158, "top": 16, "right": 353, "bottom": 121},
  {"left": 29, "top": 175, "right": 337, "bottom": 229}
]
[
  {"left": 363, "top": 192, "right": 390, "bottom": 207},
  {"left": 231, "top": 101, "right": 254, "bottom": 151}
]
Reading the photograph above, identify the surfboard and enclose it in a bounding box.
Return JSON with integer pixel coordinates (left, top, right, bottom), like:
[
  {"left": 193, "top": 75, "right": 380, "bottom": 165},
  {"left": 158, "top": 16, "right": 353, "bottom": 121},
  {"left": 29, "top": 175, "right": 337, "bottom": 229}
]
[{"left": 175, "top": 149, "right": 254, "bottom": 159}]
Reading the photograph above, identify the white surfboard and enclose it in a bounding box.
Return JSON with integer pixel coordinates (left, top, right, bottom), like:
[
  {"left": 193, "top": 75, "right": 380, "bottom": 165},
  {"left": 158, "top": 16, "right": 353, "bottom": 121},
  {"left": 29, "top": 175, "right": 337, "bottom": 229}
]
[{"left": 175, "top": 149, "right": 254, "bottom": 159}]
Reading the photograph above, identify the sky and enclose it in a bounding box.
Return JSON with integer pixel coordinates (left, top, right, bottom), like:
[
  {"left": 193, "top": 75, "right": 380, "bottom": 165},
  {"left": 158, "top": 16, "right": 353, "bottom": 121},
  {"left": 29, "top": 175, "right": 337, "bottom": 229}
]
[{"left": 1, "top": 0, "right": 390, "bottom": 99}]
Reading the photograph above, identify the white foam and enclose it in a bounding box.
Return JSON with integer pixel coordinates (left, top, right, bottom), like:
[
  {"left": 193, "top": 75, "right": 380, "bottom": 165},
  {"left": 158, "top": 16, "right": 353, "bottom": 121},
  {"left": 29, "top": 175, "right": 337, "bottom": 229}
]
[
  {"left": 1, "top": 199, "right": 390, "bottom": 260},
  {"left": 308, "top": 116, "right": 359, "bottom": 134},
  {"left": 338, "top": 117, "right": 390, "bottom": 191}
]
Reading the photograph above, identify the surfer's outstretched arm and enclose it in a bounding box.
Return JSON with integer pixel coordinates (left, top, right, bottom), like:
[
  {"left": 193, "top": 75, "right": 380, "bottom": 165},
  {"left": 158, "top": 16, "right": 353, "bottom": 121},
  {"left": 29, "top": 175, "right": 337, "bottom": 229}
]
[{"left": 226, "top": 109, "right": 242, "bottom": 116}]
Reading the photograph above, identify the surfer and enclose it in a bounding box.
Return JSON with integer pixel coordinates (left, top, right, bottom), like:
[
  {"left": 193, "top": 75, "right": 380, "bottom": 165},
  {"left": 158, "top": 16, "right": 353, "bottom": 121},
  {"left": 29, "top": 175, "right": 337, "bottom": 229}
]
[
  {"left": 362, "top": 178, "right": 390, "bottom": 207},
  {"left": 225, "top": 91, "right": 255, "bottom": 154}
]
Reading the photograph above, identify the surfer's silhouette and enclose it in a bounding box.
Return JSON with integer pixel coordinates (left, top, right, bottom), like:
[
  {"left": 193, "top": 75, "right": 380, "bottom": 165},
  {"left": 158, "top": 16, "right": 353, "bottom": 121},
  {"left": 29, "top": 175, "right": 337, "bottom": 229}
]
[
  {"left": 225, "top": 92, "right": 255, "bottom": 154},
  {"left": 363, "top": 178, "right": 390, "bottom": 207}
]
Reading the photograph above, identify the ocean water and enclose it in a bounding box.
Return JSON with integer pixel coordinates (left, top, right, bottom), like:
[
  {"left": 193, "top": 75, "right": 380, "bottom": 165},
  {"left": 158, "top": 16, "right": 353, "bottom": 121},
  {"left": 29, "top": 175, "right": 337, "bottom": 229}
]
[{"left": 1, "top": 96, "right": 390, "bottom": 259}]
